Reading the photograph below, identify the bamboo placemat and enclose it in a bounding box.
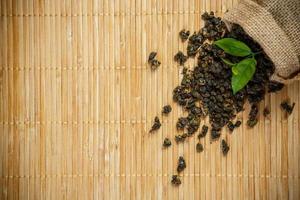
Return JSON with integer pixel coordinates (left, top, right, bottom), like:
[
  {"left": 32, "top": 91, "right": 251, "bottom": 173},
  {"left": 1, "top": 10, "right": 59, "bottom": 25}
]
[{"left": 0, "top": 0, "right": 299, "bottom": 199}]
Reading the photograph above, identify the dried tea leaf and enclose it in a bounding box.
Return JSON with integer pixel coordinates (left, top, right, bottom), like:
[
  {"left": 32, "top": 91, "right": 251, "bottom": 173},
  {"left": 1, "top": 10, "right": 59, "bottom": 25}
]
[
  {"left": 163, "top": 138, "right": 172, "bottom": 148},
  {"left": 148, "top": 52, "right": 161, "bottom": 70},
  {"left": 148, "top": 52, "right": 157, "bottom": 62},
  {"left": 150, "top": 59, "right": 161, "bottom": 70},
  {"left": 268, "top": 81, "right": 284, "bottom": 93},
  {"left": 281, "top": 101, "right": 295, "bottom": 115},
  {"left": 176, "top": 117, "right": 189, "bottom": 130},
  {"left": 247, "top": 118, "right": 258, "bottom": 127},
  {"left": 174, "top": 51, "right": 188, "bottom": 65},
  {"left": 187, "top": 43, "right": 201, "bottom": 57},
  {"left": 149, "top": 116, "right": 161, "bottom": 132},
  {"left": 177, "top": 156, "right": 186, "bottom": 173},
  {"left": 211, "top": 129, "right": 221, "bottom": 140},
  {"left": 179, "top": 29, "right": 190, "bottom": 42},
  {"left": 263, "top": 107, "right": 270, "bottom": 117},
  {"left": 189, "top": 32, "right": 204, "bottom": 45},
  {"left": 234, "top": 120, "right": 242, "bottom": 127},
  {"left": 187, "top": 117, "right": 200, "bottom": 135},
  {"left": 162, "top": 105, "right": 172, "bottom": 114},
  {"left": 221, "top": 139, "right": 230, "bottom": 156},
  {"left": 171, "top": 175, "right": 181, "bottom": 186},
  {"left": 198, "top": 125, "right": 208, "bottom": 139},
  {"left": 249, "top": 104, "right": 259, "bottom": 120},
  {"left": 196, "top": 143, "right": 204, "bottom": 153},
  {"left": 227, "top": 121, "right": 235, "bottom": 132},
  {"left": 175, "top": 134, "right": 187, "bottom": 143}
]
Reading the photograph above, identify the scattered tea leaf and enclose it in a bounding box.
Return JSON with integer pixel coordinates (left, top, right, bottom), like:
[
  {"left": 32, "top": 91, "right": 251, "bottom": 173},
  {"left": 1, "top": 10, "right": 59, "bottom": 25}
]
[
  {"left": 174, "top": 51, "right": 188, "bottom": 65},
  {"left": 211, "top": 129, "right": 221, "bottom": 140},
  {"left": 187, "top": 43, "right": 200, "bottom": 57},
  {"left": 148, "top": 52, "right": 157, "bottom": 62},
  {"left": 247, "top": 118, "right": 258, "bottom": 127},
  {"left": 177, "top": 156, "right": 186, "bottom": 173},
  {"left": 196, "top": 143, "right": 204, "bottom": 153},
  {"left": 246, "top": 104, "right": 259, "bottom": 128},
  {"left": 171, "top": 175, "right": 181, "bottom": 186},
  {"left": 221, "top": 139, "right": 230, "bottom": 156},
  {"left": 268, "top": 81, "right": 284, "bottom": 93},
  {"left": 149, "top": 59, "right": 161, "bottom": 70},
  {"left": 198, "top": 125, "right": 208, "bottom": 139},
  {"left": 187, "top": 117, "right": 200, "bottom": 135},
  {"left": 179, "top": 29, "right": 190, "bottom": 42},
  {"left": 175, "top": 134, "right": 187, "bottom": 143},
  {"left": 227, "top": 121, "right": 235, "bottom": 132},
  {"left": 234, "top": 120, "right": 242, "bottom": 127},
  {"left": 148, "top": 52, "right": 161, "bottom": 70},
  {"left": 163, "top": 138, "right": 172, "bottom": 148},
  {"left": 249, "top": 104, "right": 258, "bottom": 120},
  {"left": 228, "top": 120, "right": 242, "bottom": 132},
  {"left": 149, "top": 116, "right": 161, "bottom": 132},
  {"left": 281, "top": 101, "right": 295, "bottom": 115},
  {"left": 176, "top": 117, "right": 189, "bottom": 130},
  {"left": 263, "top": 107, "right": 270, "bottom": 117},
  {"left": 162, "top": 105, "right": 172, "bottom": 115}
]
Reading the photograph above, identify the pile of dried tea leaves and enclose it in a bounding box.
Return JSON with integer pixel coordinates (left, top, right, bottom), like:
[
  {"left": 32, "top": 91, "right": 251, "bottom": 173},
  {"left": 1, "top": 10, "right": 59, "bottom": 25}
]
[
  {"left": 148, "top": 11, "right": 295, "bottom": 186},
  {"left": 171, "top": 12, "right": 288, "bottom": 140}
]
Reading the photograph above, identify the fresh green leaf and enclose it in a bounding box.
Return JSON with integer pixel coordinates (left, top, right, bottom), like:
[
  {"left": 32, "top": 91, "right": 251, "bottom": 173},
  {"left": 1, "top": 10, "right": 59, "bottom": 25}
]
[
  {"left": 231, "top": 67, "right": 239, "bottom": 75},
  {"left": 214, "top": 38, "right": 252, "bottom": 57},
  {"left": 221, "top": 58, "right": 235, "bottom": 66},
  {"left": 232, "top": 58, "right": 256, "bottom": 75},
  {"left": 231, "top": 58, "right": 257, "bottom": 94}
]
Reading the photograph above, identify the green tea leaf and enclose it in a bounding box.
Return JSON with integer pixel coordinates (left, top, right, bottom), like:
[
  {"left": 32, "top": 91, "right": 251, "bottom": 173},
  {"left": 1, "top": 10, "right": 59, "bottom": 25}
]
[
  {"left": 231, "top": 58, "right": 256, "bottom": 94},
  {"left": 221, "top": 58, "right": 235, "bottom": 66},
  {"left": 214, "top": 38, "right": 252, "bottom": 57},
  {"left": 231, "top": 67, "right": 239, "bottom": 75}
]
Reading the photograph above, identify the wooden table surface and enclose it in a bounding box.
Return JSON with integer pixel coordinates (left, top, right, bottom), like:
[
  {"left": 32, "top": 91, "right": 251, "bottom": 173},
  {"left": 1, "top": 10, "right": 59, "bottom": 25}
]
[{"left": 0, "top": 0, "right": 299, "bottom": 199}]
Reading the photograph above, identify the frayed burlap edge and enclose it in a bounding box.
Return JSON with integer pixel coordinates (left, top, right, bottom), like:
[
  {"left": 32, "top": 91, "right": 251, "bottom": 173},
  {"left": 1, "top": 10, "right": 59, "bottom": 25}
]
[{"left": 223, "top": 0, "right": 300, "bottom": 83}]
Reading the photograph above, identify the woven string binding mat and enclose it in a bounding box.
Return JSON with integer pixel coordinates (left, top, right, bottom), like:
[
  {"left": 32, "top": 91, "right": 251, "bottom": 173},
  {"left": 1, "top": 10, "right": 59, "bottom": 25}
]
[{"left": 0, "top": 0, "right": 299, "bottom": 199}]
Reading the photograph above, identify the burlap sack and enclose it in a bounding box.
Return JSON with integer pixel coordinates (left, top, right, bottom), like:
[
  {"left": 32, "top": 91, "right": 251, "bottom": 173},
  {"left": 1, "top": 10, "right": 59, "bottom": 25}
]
[{"left": 224, "top": 0, "right": 300, "bottom": 83}]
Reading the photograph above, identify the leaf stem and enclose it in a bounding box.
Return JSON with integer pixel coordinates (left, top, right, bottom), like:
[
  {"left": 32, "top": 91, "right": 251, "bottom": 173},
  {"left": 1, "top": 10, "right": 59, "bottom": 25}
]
[{"left": 252, "top": 51, "right": 262, "bottom": 56}]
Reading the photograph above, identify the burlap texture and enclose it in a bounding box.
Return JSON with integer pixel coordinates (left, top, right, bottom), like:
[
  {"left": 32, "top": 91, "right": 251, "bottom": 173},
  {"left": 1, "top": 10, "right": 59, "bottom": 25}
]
[{"left": 224, "top": 0, "right": 300, "bottom": 83}]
